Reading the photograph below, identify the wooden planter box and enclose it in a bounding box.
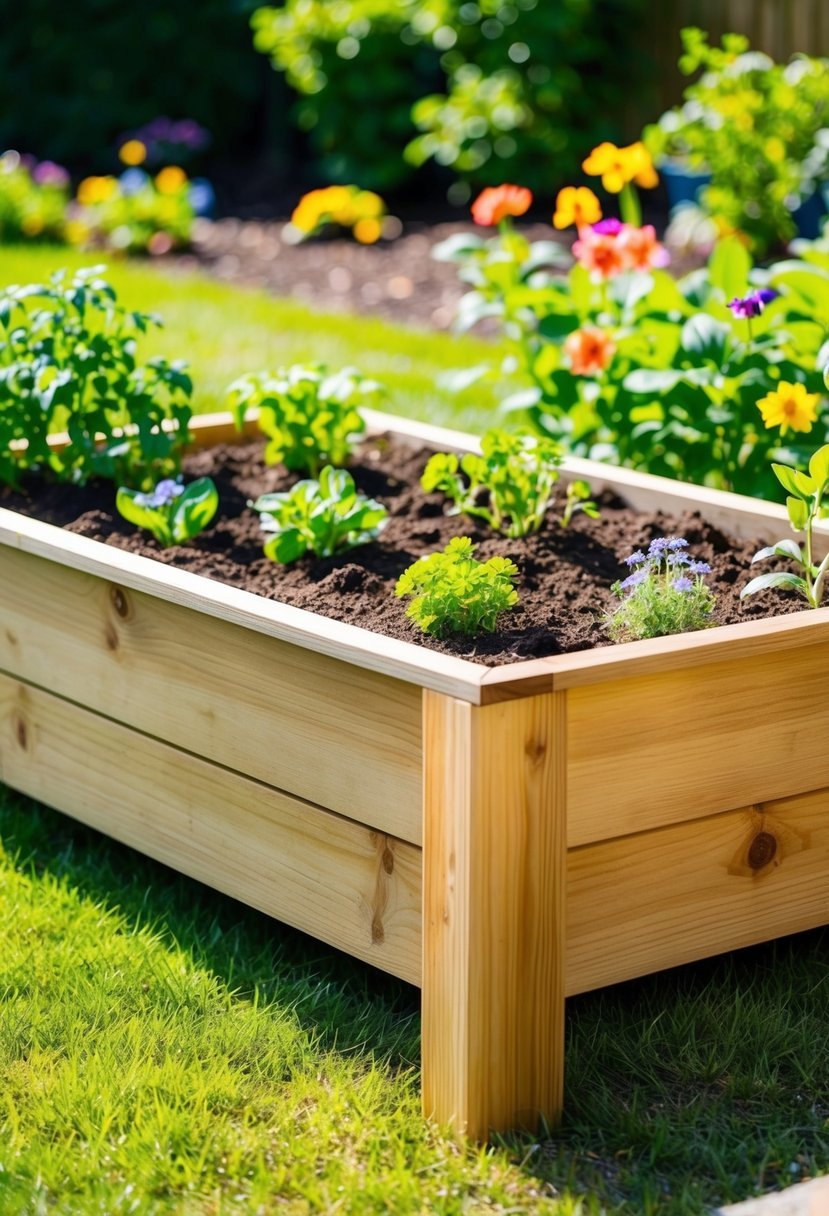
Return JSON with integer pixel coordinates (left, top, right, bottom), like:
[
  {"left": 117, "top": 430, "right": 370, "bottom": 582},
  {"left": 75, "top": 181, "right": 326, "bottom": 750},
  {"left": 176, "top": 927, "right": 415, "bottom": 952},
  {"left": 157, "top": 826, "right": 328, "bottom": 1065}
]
[{"left": 2, "top": 409, "right": 829, "bottom": 1139}]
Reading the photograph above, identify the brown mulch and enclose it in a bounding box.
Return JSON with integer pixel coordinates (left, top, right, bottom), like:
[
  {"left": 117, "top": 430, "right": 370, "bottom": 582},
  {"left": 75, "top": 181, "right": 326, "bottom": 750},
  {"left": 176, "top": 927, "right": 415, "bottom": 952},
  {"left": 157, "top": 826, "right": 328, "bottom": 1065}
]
[{"left": 2, "top": 434, "right": 801, "bottom": 666}]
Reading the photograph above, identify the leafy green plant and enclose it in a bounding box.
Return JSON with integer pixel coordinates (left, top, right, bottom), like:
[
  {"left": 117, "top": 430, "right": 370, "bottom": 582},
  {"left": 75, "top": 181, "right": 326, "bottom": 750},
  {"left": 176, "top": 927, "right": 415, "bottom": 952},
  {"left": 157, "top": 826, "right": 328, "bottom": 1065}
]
[
  {"left": 421, "top": 428, "right": 563, "bottom": 538},
  {"left": 607, "top": 536, "right": 715, "bottom": 642},
  {"left": 0, "top": 266, "right": 193, "bottom": 489},
  {"left": 645, "top": 29, "right": 829, "bottom": 255},
  {"left": 228, "top": 364, "right": 382, "bottom": 477},
  {"left": 251, "top": 465, "right": 387, "bottom": 563},
  {"left": 561, "top": 478, "right": 599, "bottom": 528},
  {"left": 438, "top": 213, "right": 829, "bottom": 499},
  {"left": 395, "top": 535, "right": 519, "bottom": 636},
  {"left": 116, "top": 477, "right": 219, "bottom": 547},
  {"left": 742, "top": 444, "right": 829, "bottom": 608}
]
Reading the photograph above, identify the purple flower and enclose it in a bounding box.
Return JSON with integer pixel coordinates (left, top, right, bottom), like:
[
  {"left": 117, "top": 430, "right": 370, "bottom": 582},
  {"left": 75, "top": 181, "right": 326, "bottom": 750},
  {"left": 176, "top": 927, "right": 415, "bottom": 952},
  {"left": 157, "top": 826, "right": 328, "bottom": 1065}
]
[
  {"left": 668, "top": 551, "right": 691, "bottom": 566},
  {"left": 666, "top": 537, "right": 688, "bottom": 551},
  {"left": 672, "top": 576, "right": 693, "bottom": 592},
  {"left": 32, "top": 160, "right": 70, "bottom": 188},
  {"left": 145, "top": 478, "right": 184, "bottom": 508},
  {"left": 647, "top": 537, "right": 669, "bottom": 557},
  {"left": 592, "top": 218, "right": 623, "bottom": 235},
  {"left": 621, "top": 568, "right": 648, "bottom": 591},
  {"left": 728, "top": 289, "right": 779, "bottom": 319},
  {"left": 689, "top": 560, "right": 711, "bottom": 575},
  {"left": 624, "top": 549, "right": 646, "bottom": 566}
]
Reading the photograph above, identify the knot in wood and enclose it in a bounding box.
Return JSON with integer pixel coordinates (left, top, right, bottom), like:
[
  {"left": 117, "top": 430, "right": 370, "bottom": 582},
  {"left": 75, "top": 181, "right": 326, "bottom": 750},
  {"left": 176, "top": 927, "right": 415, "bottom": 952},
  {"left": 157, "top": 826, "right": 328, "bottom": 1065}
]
[
  {"left": 110, "top": 585, "right": 129, "bottom": 619},
  {"left": 524, "top": 737, "right": 546, "bottom": 765},
  {"left": 15, "top": 716, "right": 27, "bottom": 750},
  {"left": 382, "top": 846, "right": 394, "bottom": 875},
  {"left": 748, "top": 830, "right": 777, "bottom": 871}
]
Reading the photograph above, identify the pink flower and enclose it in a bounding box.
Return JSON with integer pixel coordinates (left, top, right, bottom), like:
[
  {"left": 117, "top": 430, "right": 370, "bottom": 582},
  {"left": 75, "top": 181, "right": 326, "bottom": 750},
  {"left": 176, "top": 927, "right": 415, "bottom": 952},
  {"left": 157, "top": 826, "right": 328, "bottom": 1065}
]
[
  {"left": 572, "top": 226, "right": 627, "bottom": 279},
  {"left": 617, "top": 224, "right": 670, "bottom": 271},
  {"left": 572, "top": 222, "right": 669, "bottom": 279}
]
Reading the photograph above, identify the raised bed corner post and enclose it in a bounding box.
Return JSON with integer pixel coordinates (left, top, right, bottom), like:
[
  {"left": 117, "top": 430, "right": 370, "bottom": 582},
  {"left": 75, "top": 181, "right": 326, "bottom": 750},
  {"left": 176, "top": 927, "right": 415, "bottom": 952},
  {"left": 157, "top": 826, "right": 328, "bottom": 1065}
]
[{"left": 421, "top": 689, "right": 567, "bottom": 1139}]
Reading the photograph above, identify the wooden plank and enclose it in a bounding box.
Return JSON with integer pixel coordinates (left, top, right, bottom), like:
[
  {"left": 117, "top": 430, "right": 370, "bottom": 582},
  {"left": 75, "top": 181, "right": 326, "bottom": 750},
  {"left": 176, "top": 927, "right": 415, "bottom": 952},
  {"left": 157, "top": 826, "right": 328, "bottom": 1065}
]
[
  {"left": 0, "top": 676, "right": 420, "bottom": 987},
  {"left": 422, "top": 690, "right": 567, "bottom": 1137},
  {"left": 0, "top": 545, "right": 423, "bottom": 844},
  {"left": 566, "top": 788, "right": 829, "bottom": 996},
  {"left": 0, "top": 673, "right": 422, "bottom": 984},
  {"left": 567, "top": 643, "right": 829, "bottom": 847}
]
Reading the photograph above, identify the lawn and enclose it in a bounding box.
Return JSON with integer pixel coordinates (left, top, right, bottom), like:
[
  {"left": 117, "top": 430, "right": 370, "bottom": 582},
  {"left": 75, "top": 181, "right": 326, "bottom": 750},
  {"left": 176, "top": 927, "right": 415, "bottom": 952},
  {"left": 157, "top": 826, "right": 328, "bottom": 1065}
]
[{"left": 1, "top": 246, "right": 828, "bottom": 1215}]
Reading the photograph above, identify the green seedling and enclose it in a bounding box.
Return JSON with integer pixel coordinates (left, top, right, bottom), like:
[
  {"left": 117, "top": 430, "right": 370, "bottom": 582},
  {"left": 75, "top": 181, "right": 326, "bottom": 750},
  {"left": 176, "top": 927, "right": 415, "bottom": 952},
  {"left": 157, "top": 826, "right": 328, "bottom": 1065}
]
[
  {"left": 116, "top": 477, "right": 218, "bottom": 547},
  {"left": 395, "top": 536, "right": 519, "bottom": 637},
  {"left": 251, "top": 465, "right": 387, "bottom": 563}
]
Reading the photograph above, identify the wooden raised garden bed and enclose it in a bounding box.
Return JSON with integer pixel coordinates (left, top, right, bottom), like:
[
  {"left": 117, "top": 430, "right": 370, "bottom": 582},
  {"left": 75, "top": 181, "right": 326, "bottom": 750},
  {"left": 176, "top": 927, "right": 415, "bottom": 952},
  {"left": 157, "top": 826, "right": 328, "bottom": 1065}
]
[{"left": 2, "top": 408, "right": 829, "bottom": 1138}]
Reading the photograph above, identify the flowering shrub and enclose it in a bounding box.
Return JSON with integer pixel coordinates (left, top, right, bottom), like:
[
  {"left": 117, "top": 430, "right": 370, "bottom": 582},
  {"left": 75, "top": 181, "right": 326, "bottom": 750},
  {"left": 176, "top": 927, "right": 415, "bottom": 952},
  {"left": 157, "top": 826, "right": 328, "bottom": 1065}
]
[
  {"left": 68, "top": 166, "right": 195, "bottom": 254},
  {"left": 742, "top": 443, "right": 829, "bottom": 608},
  {"left": 251, "top": 466, "right": 387, "bottom": 562},
  {"left": 0, "top": 150, "right": 69, "bottom": 242},
  {"left": 288, "top": 185, "right": 388, "bottom": 244},
  {"left": 437, "top": 178, "right": 829, "bottom": 499},
  {"left": 116, "top": 477, "right": 219, "bottom": 547},
  {"left": 0, "top": 267, "right": 193, "bottom": 489},
  {"left": 228, "top": 364, "right": 382, "bottom": 477},
  {"left": 607, "top": 537, "right": 715, "bottom": 641},
  {"left": 421, "top": 428, "right": 564, "bottom": 538},
  {"left": 395, "top": 536, "right": 519, "bottom": 637},
  {"left": 645, "top": 28, "right": 829, "bottom": 255}
]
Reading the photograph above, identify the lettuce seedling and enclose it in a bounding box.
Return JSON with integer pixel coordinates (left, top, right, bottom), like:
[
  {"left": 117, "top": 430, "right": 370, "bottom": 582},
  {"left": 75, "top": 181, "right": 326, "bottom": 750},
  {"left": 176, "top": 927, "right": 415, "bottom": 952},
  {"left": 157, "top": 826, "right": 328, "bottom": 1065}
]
[
  {"left": 607, "top": 536, "right": 715, "bottom": 641},
  {"left": 741, "top": 444, "right": 829, "bottom": 608},
  {"left": 395, "top": 536, "right": 519, "bottom": 637},
  {"left": 421, "top": 429, "right": 564, "bottom": 538},
  {"left": 116, "top": 477, "right": 219, "bottom": 547},
  {"left": 227, "top": 364, "right": 383, "bottom": 477},
  {"left": 251, "top": 465, "right": 387, "bottom": 563}
]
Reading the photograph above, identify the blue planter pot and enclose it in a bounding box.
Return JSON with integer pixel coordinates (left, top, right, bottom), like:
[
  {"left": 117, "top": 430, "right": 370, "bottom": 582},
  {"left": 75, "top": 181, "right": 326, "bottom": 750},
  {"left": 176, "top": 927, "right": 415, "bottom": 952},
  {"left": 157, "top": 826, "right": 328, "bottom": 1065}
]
[{"left": 660, "top": 159, "right": 828, "bottom": 241}]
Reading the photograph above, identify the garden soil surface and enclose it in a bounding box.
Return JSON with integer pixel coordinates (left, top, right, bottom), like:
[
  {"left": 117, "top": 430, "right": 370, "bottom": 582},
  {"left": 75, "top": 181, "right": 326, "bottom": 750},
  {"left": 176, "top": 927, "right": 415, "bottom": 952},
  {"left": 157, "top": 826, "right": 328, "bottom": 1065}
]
[{"left": 2, "top": 435, "right": 803, "bottom": 666}]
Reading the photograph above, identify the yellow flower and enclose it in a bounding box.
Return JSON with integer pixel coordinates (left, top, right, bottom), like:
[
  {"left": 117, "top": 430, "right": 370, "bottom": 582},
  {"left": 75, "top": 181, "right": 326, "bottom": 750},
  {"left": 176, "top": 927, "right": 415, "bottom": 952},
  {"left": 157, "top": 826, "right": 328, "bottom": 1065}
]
[
  {"left": 353, "top": 217, "right": 382, "bottom": 244},
  {"left": 582, "top": 141, "right": 658, "bottom": 193},
  {"left": 77, "top": 175, "right": 117, "bottom": 205},
  {"left": 757, "top": 381, "right": 819, "bottom": 435},
  {"left": 155, "top": 166, "right": 187, "bottom": 195},
  {"left": 764, "top": 136, "right": 786, "bottom": 164},
  {"left": 552, "top": 185, "right": 602, "bottom": 229},
  {"left": 21, "top": 214, "right": 45, "bottom": 236},
  {"left": 119, "top": 139, "right": 147, "bottom": 166},
  {"left": 355, "top": 190, "right": 384, "bottom": 218}
]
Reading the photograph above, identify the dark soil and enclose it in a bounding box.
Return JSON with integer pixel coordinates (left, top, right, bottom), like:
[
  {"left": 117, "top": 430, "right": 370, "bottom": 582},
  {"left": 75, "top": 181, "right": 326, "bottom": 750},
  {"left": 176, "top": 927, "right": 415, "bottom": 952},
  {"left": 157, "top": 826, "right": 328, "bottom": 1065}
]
[{"left": 2, "top": 436, "right": 801, "bottom": 666}]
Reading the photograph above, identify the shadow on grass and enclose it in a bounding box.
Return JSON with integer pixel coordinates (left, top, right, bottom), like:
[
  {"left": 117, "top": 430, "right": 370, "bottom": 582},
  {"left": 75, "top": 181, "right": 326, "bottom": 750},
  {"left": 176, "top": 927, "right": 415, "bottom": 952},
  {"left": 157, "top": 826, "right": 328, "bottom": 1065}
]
[{"left": 3, "top": 786, "right": 828, "bottom": 1215}]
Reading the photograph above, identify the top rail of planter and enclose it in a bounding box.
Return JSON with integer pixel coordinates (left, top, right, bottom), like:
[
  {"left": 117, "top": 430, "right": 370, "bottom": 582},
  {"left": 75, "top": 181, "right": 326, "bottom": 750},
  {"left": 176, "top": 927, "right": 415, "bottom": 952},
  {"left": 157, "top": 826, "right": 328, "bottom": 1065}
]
[{"left": 2, "top": 407, "right": 828, "bottom": 705}]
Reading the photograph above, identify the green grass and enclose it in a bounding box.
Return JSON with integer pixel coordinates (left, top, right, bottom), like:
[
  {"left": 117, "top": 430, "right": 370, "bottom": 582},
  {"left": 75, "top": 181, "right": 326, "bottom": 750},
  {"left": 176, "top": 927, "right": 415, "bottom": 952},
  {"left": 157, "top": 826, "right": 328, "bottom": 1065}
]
[
  {"left": 1, "top": 788, "right": 827, "bottom": 1215},
  {"left": 1, "top": 244, "right": 828, "bottom": 1212},
  {"left": 0, "top": 245, "right": 514, "bottom": 433}
]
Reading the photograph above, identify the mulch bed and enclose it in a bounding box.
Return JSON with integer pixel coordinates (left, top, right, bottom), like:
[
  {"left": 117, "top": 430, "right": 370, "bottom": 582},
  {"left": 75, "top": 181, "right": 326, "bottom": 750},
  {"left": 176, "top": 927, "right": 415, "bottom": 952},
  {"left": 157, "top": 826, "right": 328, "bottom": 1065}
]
[{"left": 2, "top": 435, "right": 801, "bottom": 666}]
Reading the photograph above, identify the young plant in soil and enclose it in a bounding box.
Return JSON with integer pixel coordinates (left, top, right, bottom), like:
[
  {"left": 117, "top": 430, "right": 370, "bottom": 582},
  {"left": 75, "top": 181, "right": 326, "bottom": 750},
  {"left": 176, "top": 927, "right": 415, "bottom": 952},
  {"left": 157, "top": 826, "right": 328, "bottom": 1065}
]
[
  {"left": 742, "top": 444, "right": 829, "bottom": 608},
  {"left": 116, "top": 477, "right": 219, "bottom": 548},
  {"left": 251, "top": 465, "right": 388, "bottom": 563},
  {"left": 421, "top": 429, "right": 571, "bottom": 538},
  {"left": 607, "top": 537, "right": 715, "bottom": 641},
  {"left": 395, "top": 536, "right": 519, "bottom": 637},
  {"left": 227, "top": 363, "right": 383, "bottom": 477},
  {"left": 0, "top": 266, "right": 193, "bottom": 490}
]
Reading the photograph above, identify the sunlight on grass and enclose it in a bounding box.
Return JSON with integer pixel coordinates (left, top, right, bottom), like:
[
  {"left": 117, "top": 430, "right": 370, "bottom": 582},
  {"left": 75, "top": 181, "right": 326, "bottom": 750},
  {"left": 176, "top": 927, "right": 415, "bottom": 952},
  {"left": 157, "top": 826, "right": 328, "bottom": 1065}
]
[{"left": 0, "top": 245, "right": 514, "bottom": 433}]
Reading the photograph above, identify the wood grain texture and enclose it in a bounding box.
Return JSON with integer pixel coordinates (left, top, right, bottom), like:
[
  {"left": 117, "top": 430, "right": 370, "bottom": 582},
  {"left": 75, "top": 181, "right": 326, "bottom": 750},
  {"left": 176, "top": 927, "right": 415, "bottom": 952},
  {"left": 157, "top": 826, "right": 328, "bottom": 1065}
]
[
  {"left": 0, "top": 545, "right": 423, "bottom": 843},
  {"left": 567, "top": 643, "right": 829, "bottom": 847},
  {"left": 0, "top": 673, "right": 422, "bottom": 983},
  {"left": 422, "top": 690, "right": 567, "bottom": 1137},
  {"left": 566, "top": 789, "right": 829, "bottom": 996}
]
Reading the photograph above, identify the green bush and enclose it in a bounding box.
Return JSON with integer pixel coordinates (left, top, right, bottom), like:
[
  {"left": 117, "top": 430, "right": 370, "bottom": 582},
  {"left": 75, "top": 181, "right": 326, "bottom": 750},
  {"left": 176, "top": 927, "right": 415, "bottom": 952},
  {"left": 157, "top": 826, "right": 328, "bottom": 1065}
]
[
  {"left": 252, "top": 0, "right": 647, "bottom": 192},
  {"left": 0, "top": 0, "right": 268, "bottom": 170}
]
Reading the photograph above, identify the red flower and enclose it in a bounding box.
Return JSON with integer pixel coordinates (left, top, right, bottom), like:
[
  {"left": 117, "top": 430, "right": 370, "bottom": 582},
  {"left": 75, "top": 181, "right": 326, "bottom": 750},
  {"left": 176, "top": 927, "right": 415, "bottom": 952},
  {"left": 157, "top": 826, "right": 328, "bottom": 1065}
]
[{"left": 471, "top": 184, "right": 532, "bottom": 226}]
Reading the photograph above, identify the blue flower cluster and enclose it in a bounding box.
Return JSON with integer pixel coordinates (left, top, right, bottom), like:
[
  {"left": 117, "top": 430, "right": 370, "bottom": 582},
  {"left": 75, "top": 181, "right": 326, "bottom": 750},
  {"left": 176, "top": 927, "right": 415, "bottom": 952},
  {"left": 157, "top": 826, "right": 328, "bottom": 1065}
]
[
  {"left": 134, "top": 478, "right": 185, "bottom": 510},
  {"left": 620, "top": 536, "right": 712, "bottom": 595}
]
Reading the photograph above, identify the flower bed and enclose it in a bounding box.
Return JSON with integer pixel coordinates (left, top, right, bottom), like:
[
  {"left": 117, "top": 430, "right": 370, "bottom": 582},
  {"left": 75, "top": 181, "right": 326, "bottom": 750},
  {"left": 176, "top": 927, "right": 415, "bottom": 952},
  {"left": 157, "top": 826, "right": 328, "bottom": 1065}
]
[{"left": 3, "top": 406, "right": 829, "bottom": 1140}]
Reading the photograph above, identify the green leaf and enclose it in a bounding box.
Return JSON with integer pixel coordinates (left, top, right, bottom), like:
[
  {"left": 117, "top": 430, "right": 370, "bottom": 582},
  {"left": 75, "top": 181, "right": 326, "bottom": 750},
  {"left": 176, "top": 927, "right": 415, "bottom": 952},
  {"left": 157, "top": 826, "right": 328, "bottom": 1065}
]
[
  {"left": 708, "top": 236, "right": 752, "bottom": 302},
  {"left": 623, "top": 369, "right": 683, "bottom": 394},
  {"left": 772, "top": 463, "right": 814, "bottom": 500},
  {"left": 787, "top": 496, "right": 809, "bottom": 530},
  {"left": 808, "top": 445, "right": 829, "bottom": 488},
  {"left": 750, "top": 539, "right": 803, "bottom": 564},
  {"left": 740, "top": 571, "right": 808, "bottom": 599}
]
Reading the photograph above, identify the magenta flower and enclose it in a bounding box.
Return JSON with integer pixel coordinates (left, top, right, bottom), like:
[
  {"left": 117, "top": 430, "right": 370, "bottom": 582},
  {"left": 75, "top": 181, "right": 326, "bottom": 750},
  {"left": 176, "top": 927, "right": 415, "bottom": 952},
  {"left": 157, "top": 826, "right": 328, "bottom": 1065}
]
[
  {"left": 727, "top": 289, "right": 779, "bottom": 319},
  {"left": 592, "top": 217, "right": 623, "bottom": 235}
]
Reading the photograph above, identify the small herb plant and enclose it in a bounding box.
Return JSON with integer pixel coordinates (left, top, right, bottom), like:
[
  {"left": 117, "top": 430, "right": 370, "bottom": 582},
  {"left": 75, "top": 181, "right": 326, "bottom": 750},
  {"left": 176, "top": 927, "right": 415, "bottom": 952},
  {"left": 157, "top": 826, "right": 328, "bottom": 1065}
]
[
  {"left": 607, "top": 537, "right": 715, "bottom": 642},
  {"left": 251, "top": 465, "right": 387, "bottom": 563},
  {"left": 562, "top": 480, "right": 600, "bottom": 529},
  {"left": 228, "top": 364, "right": 383, "bottom": 477},
  {"left": 0, "top": 267, "right": 193, "bottom": 489},
  {"left": 741, "top": 445, "right": 829, "bottom": 608},
  {"left": 421, "top": 430, "right": 564, "bottom": 539},
  {"left": 116, "top": 477, "right": 219, "bottom": 548},
  {"left": 395, "top": 537, "right": 519, "bottom": 638}
]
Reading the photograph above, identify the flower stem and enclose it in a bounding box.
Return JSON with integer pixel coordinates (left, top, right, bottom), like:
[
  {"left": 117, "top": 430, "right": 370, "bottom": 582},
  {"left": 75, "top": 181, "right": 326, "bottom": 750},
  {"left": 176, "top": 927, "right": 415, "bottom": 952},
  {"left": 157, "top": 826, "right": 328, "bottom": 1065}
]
[{"left": 619, "top": 183, "right": 641, "bottom": 228}]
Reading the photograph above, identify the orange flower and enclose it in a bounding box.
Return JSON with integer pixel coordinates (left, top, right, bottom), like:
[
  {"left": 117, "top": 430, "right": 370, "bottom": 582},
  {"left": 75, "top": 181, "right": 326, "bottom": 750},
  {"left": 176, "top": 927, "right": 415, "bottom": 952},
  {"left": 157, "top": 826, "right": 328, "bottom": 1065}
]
[
  {"left": 471, "top": 184, "right": 532, "bottom": 227},
  {"left": 582, "top": 141, "right": 658, "bottom": 193},
  {"left": 571, "top": 226, "right": 627, "bottom": 279},
  {"left": 617, "top": 223, "right": 670, "bottom": 270},
  {"left": 564, "top": 327, "right": 617, "bottom": 376},
  {"left": 155, "top": 166, "right": 187, "bottom": 195},
  {"left": 552, "top": 186, "right": 602, "bottom": 230}
]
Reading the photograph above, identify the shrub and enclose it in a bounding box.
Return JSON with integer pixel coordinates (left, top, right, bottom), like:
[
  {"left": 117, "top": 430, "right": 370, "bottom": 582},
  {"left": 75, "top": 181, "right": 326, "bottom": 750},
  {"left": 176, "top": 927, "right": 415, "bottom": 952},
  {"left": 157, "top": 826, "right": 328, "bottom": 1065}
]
[
  {"left": 0, "top": 267, "right": 193, "bottom": 489},
  {"left": 68, "top": 167, "right": 195, "bottom": 254},
  {"left": 0, "top": 150, "right": 69, "bottom": 243}
]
